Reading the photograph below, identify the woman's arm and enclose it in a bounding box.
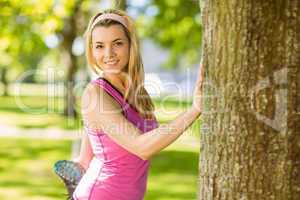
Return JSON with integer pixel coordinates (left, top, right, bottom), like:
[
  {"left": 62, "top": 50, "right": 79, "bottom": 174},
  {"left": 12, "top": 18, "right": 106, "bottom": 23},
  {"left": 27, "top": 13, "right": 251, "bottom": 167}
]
[
  {"left": 81, "top": 84, "right": 201, "bottom": 161},
  {"left": 73, "top": 133, "right": 94, "bottom": 170},
  {"left": 82, "top": 61, "right": 204, "bottom": 161},
  {"left": 135, "top": 105, "right": 200, "bottom": 159}
]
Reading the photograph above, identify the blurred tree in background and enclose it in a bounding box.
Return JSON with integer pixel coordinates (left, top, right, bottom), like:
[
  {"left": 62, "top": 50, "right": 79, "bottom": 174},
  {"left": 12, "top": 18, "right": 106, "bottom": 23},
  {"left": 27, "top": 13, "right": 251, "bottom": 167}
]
[
  {"left": 0, "top": 0, "right": 49, "bottom": 95},
  {"left": 135, "top": 0, "right": 202, "bottom": 69},
  {"left": 113, "top": 0, "right": 127, "bottom": 10},
  {"left": 0, "top": 0, "right": 99, "bottom": 117}
]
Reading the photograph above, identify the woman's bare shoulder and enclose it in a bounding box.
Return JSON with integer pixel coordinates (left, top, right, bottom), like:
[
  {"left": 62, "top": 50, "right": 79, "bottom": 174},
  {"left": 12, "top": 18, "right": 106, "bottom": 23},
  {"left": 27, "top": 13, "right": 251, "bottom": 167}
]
[
  {"left": 82, "top": 82, "right": 101, "bottom": 97},
  {"left": 81, "top": 82, "right": 122, "bottom": 116},
  {"left": 81, "top": 82, "right": 127, "bottom": 133}
]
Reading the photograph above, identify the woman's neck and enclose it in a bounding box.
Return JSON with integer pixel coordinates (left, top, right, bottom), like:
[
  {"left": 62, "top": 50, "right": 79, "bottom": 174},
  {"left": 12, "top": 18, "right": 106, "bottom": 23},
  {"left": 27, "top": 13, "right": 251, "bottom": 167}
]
[{"left": 103, "top": 74, "right": 127, "bottom": 95}]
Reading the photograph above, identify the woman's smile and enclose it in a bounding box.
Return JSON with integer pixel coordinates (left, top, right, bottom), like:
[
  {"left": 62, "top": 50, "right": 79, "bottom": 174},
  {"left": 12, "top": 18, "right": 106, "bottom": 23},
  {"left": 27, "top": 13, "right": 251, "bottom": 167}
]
[{"left": 104, "top": 59, "right": 119, "bottom": 65}]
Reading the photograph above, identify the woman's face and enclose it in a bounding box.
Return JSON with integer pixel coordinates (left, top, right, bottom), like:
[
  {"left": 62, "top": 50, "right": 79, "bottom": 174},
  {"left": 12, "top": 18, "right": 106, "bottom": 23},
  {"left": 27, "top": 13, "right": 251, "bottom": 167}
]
[{"left": 91, "top": 24, "right": 130, "bottom": 74}]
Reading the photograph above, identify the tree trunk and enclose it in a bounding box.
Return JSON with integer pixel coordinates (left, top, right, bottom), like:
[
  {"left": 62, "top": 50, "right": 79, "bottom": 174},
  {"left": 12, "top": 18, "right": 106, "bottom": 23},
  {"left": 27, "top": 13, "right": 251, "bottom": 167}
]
[
  {"left": 62, "top": 47, "right": 77, "bottom": 118},
  {"left": 198, "top": 1, "right": 300, "bottom": 200},
  {"left": 1, "top": 68, "right": 8, "bottom": 96},
  {"left": 61, "top": 0, "right": 83, "bottom": 118}
]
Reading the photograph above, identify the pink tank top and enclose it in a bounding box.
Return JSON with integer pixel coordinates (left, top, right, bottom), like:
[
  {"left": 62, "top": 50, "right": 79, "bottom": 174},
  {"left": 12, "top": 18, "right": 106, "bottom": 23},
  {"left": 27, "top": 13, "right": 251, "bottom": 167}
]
[{"left": 73, "top": 77, "right": 159, "bottom": 200}]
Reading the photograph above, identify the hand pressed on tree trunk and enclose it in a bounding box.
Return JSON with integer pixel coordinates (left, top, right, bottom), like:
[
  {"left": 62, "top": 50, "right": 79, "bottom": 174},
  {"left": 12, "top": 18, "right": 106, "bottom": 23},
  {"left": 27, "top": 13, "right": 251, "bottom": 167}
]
[{"left": 192, "top": 62, "right": 205, "bottom": 113}]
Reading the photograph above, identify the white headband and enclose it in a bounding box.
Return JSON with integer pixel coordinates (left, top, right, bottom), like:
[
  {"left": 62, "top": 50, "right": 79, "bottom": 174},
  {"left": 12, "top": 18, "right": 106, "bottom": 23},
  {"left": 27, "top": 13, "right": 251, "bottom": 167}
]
[{"left": 91, "top": 13, "right": 128, "bottom": 29}]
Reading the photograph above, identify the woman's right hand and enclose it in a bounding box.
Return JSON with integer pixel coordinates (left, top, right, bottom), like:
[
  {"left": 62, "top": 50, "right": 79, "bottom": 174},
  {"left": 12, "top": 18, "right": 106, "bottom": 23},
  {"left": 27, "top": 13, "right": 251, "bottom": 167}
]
[{"left": 192, "top": 62, "right": 205, "bottom": 113}]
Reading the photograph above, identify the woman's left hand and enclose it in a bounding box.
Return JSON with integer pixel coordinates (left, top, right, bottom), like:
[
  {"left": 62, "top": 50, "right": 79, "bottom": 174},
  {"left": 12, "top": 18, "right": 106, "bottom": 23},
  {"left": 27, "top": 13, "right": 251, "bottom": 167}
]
[{"left": 192, "top": 62, "right": 205, "bottom": 113}]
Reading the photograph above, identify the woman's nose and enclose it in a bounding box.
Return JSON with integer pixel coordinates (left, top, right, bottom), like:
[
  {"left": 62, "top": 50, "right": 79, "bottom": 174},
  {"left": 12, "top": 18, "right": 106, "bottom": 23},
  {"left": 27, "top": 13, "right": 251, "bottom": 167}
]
[{"left": 104, "top": 46, "right": 115, "bottom": 58}]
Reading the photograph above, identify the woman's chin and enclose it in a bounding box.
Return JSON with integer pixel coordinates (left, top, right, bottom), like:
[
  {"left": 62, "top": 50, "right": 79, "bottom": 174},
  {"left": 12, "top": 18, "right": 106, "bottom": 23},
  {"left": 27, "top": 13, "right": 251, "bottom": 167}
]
[{"left": 103, "top": 69, "right": 122, "bottom": 74}]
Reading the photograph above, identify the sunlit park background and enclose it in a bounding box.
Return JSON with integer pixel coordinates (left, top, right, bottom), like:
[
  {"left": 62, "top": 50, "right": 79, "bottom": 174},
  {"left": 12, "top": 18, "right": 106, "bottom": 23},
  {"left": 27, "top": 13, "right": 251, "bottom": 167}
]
[{"left": 0, "top": 0, "right": 202, "bottom": 199}]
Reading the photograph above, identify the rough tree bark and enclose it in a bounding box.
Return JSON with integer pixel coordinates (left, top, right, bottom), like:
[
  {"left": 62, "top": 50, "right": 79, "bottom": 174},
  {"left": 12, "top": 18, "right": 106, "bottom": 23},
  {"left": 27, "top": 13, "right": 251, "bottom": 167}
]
[{"left": 198, "top": 0, "right": 300, "bottom": 200}]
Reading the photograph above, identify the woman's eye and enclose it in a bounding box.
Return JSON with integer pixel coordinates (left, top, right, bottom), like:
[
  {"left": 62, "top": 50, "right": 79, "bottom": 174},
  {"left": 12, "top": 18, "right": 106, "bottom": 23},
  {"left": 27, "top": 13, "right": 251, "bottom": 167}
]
[
  {"left": 95, "top": 45, "right": 103, "bottom": 49},
  {"left": 115, "top": 42, "right": 123, "bottom": 46}
]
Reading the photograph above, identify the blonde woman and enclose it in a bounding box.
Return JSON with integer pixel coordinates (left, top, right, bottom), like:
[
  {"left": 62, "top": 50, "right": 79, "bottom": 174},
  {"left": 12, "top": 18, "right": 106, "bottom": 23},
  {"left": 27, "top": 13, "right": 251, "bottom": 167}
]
[{"left": 72, "top": 9, "right": 204, "bottom": 200}]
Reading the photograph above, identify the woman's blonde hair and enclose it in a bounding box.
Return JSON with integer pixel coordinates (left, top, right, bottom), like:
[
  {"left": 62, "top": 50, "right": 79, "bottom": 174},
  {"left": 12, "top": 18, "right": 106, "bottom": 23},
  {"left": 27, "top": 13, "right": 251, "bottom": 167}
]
[{"left": 84, "top": 9, "right": 155, "bottom": 119}]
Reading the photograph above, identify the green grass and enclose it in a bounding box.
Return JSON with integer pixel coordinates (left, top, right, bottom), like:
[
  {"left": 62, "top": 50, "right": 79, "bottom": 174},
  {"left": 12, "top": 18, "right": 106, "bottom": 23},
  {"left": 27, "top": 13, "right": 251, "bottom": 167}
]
[
  {"left": 0, "top": 95, "right": 86, "bottom": 130},
  {"left": 0, "top": 138, "right": 199, "bottom": 200},
  {"left": 146, "top": 150, "right": 199, "bottom": 200},
  {"left": 0, "top": 138, "right": 72, "bottom": 200}
]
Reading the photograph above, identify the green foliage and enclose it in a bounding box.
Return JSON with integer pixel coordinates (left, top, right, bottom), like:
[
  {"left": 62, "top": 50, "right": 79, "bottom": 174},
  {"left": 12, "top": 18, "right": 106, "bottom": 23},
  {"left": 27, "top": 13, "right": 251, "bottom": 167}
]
[
  {"left": 0, "top": 0, "right": 51, "bottom": 81},
  {"left": 0, "top": 0, "right": 98, "bottom": 82},
  {"left": 137, "top": 0, "right": 202, "bottom": 69}
]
